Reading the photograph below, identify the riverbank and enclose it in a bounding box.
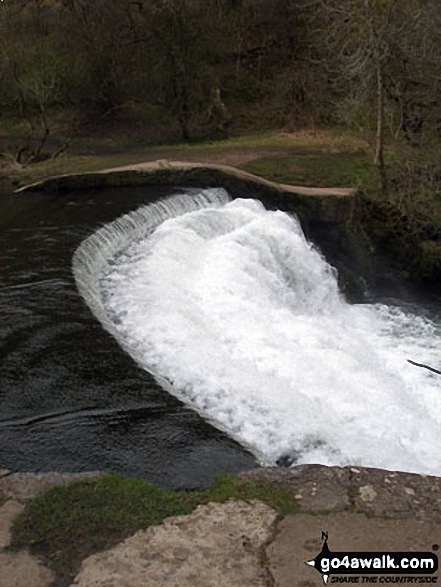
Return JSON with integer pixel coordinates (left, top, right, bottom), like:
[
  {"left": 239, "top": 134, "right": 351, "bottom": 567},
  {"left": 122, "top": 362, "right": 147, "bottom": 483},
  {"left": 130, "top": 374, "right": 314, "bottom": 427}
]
[
  {"left": 15, "top": 157, "right": 374, "bottom": 303},
  {"left": 1, "top": 132, "right": 440, "bottom": 585},
  {"left": 2, "top": 465, "right": 441, "bottom": 587},
  {"left": 0, "top": 129, "right": 372, "bottom": 196},
  {"left": 15, "top": 159, "right": 357, "bottom": 224},
  {"left": 3, "top": 129, "right": 440, "bottom": 284}
]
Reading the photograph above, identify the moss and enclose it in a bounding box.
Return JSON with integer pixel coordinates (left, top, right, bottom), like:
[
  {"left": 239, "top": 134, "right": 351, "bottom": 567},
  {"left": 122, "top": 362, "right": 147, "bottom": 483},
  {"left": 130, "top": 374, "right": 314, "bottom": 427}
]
[
  {"left": 11, "top": 473, "right": 300, "bottom": 587},
  {"left": 302, "top": 509, "right": 334, "bottom": 517},
  {"left": 359, "top": 188, "right": 441, "bottom": 284},
  {"left": 338, "top": 268, "right": 367, "bottom": 301},
  {"left": 415, "top": 241, "right": 441, "bottom": 281},
  {"left": 0, "top": 491, "right": 9, "bottom": 507}
]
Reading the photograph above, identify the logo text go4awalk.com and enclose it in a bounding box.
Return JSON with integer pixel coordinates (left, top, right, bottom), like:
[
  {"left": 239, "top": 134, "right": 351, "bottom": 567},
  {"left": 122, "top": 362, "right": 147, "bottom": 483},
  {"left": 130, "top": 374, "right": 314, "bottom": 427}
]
[{"left": 306, "top": 532, "right": 438, "bottom": 585}]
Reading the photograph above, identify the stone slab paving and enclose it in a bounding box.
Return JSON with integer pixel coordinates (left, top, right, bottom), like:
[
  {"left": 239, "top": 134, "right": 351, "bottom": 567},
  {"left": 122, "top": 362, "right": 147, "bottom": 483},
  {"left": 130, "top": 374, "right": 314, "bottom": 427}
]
[
  {"left": 267, "top": 513, "right": 441, "bottom": 587},
  {"left": 0, "top": 471, "right": 103, "bottom": 587},
  {"left": 0, "top": 471, "right": 105, "bottom": 501},
  {"left": 0, "top": 552, "right": 54, "bottom": 587},
  {"left": 0, "top": 500, "right": 54, "bottom": 587},
  {"left": 242, "top": 465, "right": 441, "bottom": 521},
  {"left": 1, "top": 466, "right": 440, "bottom": 587},
  {"left": 0, "top": 500, "right": 24, "bottom": 549}
]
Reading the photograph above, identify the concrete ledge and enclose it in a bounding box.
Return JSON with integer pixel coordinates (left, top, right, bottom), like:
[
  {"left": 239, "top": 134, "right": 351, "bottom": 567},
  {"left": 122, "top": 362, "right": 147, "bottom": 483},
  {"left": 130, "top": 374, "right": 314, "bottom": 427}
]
[
  {"left": 15, "top": 160, "right": 358, "bottom": 224},
  {"left": 2, "top": 466, "right": 441, "bottom": 587},
  {"left": 268, "top": 513, "right": 441, "bottom": 587},
  {"left": 0, "top": 471, "right": 105, "bottom": 501},
  {"left": 241, "top": 465, "right": 441, "bottom": 522}
]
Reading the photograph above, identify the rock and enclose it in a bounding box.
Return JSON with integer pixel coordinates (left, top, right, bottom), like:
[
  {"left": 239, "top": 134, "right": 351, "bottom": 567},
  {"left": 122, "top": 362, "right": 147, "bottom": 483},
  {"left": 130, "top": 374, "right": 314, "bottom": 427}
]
[
  {"left": 0, "top": 500, "right": 24, "bottom": 549},
  {"left": 348, "top": 467, "right": 441, "bottom": 521},
  {"left": 266, "top": 513, "right": 441, "bottom": 587},
  {"left": 14, "top": 160, "right": 357, "bottom": 225},
  {"left": 0, "top": 471, "right": 105, "bottom": 501},
  {"left": 0, "top": 488, "right": 54, "bottom": 587},
  {"left": 71, "top": 499, "right": 278, "bottom": 587},
  {"left": 241, "top": 465, "right": 441, "bottom": 522},
  {"left": 358, "top": 484, "right": 377, "bottom": 502},
  {"left": 0, "top": 552, "right": 54, "bottom": 587},
  {"left": 242, "top": 465, "right": 351, "bottom": 511}
]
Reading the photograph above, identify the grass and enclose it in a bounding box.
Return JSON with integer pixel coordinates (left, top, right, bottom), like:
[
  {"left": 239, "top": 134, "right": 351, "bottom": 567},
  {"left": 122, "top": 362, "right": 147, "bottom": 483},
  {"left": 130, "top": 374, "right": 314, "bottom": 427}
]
[
  {"left": 0, "top": 127, "right": 371, "bottom": 192},
  {"left": 150, "top": 127, "right": 369, "bottom": 153},
  {"left": 11, "top": 473, "right": 300, "bottom": 587},
  {"left": 239, "top": 152, "right": 375, "bottom": 187}
]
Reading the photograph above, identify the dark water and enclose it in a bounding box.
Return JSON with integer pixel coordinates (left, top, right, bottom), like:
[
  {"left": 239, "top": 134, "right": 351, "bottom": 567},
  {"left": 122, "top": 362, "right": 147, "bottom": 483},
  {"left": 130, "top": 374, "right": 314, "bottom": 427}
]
[{"left": 0, "top": 186, "right": 257, "bottom": 489}]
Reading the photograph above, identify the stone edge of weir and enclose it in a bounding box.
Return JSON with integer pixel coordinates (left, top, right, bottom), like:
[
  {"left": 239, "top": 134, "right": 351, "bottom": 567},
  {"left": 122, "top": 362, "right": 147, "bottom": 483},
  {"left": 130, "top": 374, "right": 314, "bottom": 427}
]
[
  {"left": 14, "top": 159, "right": 358, "bottom": 225},
  {"left": 2, "top": 465, "right": 441, "bottom": 519},
  {"left": 1, "top": 466, "right": 441, "bottom": 587}
]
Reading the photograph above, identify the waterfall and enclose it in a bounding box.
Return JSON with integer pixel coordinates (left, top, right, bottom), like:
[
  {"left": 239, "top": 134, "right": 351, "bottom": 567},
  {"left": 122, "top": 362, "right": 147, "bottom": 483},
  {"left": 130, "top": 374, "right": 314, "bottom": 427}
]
[
  {"left": 73, "top": 188, "right": 231, "bottom": 391},
  {"left": 73, "top": 189, "right": 441, "bottom": 474}
]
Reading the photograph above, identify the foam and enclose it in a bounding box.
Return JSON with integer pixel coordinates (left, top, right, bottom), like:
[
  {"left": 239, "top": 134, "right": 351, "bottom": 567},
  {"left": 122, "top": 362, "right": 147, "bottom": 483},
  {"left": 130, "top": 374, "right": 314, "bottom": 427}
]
[{"left": 89, "top": 194, "right": 440, "bottom": 473}]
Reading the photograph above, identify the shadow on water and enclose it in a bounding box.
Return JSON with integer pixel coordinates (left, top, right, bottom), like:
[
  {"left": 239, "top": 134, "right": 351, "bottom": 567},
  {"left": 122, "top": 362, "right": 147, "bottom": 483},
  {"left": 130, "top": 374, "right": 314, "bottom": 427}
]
[{"left": 0, "top": 186, "right": 257, "bottom": 489}]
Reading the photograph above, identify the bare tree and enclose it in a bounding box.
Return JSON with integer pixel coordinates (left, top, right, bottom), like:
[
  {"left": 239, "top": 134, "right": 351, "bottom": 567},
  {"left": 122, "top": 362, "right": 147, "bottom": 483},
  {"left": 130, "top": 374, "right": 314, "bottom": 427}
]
[
  {"left": 148, "top": 0, "right": 222, "bottom": 140},
  {"left": 0, "top": 3, "right": 64, "bottom": 164},
  {"left": 315, "top": 0, "right": 435, "bottom": 190},
  {"left": 385, "top": 0, "right": 441, "bottom": 148}
]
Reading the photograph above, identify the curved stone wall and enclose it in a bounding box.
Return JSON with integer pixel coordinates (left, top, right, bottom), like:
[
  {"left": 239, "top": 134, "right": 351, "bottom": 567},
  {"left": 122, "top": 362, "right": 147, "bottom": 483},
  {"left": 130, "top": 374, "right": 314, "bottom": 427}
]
[{"left": 15, "top": 159, "right": 357, "bottom": 225}]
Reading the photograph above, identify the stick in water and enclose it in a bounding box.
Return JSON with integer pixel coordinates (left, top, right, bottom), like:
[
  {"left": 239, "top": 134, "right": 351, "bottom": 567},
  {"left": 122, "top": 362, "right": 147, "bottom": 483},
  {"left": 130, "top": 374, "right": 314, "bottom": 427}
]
[{"left": 407, "top": 359, "right": 441, "bottom": 375}]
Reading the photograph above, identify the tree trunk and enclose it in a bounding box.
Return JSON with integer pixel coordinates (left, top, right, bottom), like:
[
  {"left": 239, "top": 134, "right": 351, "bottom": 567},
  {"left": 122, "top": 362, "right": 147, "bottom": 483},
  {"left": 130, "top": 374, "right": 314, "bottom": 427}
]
[{"left": 375, "top": 62, "right": 387, "bottom": 192}]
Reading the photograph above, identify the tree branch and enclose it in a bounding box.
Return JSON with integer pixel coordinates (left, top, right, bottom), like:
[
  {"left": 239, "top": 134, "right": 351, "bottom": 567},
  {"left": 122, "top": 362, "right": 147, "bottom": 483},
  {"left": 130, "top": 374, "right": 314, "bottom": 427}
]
[{"left": 407, "top": 360, "right": 441, "bottom": 375}]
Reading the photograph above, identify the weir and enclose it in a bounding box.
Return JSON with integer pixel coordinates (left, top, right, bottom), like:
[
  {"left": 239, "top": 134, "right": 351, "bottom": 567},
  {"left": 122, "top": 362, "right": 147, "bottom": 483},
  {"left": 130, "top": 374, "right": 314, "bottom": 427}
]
[
  {"left": 73, "top": 188, "right": 230, "bottom": 393},
  {"left": 15, "top": 159, "right": 356, "bottom": 225},
  {"left": 23, "top": 159, "right": 367, "bottom": 299},
  {"left": 73, "top": 190, "right": 441, "bottom": 475}
]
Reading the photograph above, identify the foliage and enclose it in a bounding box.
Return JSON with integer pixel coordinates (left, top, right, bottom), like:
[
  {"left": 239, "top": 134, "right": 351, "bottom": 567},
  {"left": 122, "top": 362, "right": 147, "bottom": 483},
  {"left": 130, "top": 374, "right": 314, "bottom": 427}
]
[
  {"left": 359, "top": 156, "right": 441, "bottom": 281},
  {"left": 2, "top": 0, "right": 441, "bottom": 157},
  {"left": 1, "top": 0, "right": 441, "bottom": 281},
  {"left": 0, "top": 0, "right": 313, "bottom": 148},
  {"left": 312, "top": 0, "right": 441, "bottom": 189},
  {"left": 11, "top": 473, "right": 299, "bottom": 587}
]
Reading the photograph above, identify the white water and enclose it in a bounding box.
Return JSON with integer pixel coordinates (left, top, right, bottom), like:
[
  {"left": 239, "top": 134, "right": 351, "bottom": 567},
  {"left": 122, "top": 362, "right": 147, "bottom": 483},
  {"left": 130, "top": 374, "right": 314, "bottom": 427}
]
[{"left": 75, "top": 189, "right": 441, "bottom": 474}]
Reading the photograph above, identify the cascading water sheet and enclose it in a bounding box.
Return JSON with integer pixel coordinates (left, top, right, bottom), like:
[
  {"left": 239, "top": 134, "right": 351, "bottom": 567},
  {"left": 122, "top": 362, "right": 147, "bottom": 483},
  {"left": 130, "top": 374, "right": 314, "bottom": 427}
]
[{"left": 76, "top": 190, "right": 441, "bottom": 475}]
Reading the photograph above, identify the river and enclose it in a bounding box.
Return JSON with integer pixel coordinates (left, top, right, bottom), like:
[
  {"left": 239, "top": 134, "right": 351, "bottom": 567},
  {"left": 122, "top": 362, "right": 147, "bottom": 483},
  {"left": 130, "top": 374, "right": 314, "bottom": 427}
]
[
  {"left": 0, "top": 186, "right": 257, "bottom": 489},
  {"left": 0, "top": 186, "right": 440, "bottom": 488}
]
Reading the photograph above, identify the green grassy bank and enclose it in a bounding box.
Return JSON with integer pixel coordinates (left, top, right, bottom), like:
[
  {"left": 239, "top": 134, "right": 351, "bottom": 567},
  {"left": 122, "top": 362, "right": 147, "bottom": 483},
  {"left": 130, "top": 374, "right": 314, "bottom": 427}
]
[
  {"left": 10, "top": 473, "right": 300, "bottom": 587},
  {"left": 0, "top": 129, "right": 372, "bottom": 192},
  {"left": 1, "top": 128, "right": 440, "bottom": 282}
]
